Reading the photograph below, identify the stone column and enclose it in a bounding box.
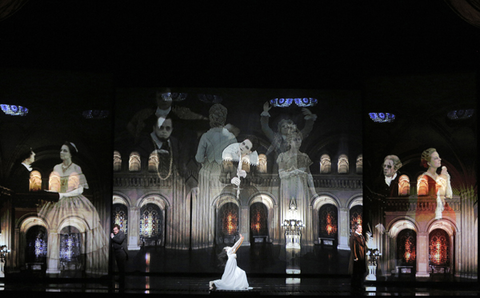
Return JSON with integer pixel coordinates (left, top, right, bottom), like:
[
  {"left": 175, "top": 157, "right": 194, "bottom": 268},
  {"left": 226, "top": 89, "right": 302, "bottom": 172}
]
[
  {"left": 240, "top": 205, "right": 250, "bottom": 246},
  {"left": 416, "top": 231, "right": 429, "bottom": 277},
  {"left": 128, "top": 206, "right": 140, "bottom": 250},
  {"left": 46, "top": 230, "right": 60, "bottom": 274},
  {"left": 338, "top": 207, "right": 349, "bottom": 250}
]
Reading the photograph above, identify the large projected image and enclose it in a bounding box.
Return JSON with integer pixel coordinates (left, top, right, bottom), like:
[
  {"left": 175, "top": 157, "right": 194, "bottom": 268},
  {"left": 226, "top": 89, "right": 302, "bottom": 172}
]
[
  {"left": 112, "top": 88, "right": 363, "bottom": 277},
  {"left": 0, "top": 70, "right": 113, "bottom": 279},
  {"left": 363, "top": 73, "right": 477, "bottom": 280}
]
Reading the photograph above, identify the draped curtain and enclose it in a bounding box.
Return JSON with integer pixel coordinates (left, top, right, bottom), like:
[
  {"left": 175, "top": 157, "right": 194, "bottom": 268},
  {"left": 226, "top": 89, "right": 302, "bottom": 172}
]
[
  {"left": 445, "top": 0, "right": 480, "bottom": 29},
  {"left": 0, "top": 0, "right": 29, "bottom": 21}
]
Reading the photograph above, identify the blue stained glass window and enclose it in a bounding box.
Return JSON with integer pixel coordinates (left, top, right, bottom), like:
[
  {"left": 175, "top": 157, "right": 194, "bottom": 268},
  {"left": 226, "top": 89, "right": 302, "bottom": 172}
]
[
  {"left": 270, "top": 97, "right": 317, "bottom": 107},
  {"left": 59, "top": 226, "right": 82, "bottom": 269},
  {"left": 447, "top": 109, "right": 474, "bottom": 120},
  {"left": 1, "top": 104, "right": 29, "bottom": 116},
  {"left": 140, "top": 203, "right": 162, "bottom": 240},
  {"left": 369, "top": 112, "right": 395, "bottom": 123},
  {"left": 26, "top": 226, "right": 47, "bottom": 262}
]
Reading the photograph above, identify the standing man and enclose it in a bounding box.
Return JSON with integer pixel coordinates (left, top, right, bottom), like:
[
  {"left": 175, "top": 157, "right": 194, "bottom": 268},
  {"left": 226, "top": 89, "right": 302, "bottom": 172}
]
[
  {"left": 9, "top": 147, "right": 35, "bottom": 193},
  {"left": 111, "top": 224, "right": 127, "bottom": 285},
  {"left": 349, "top": 223, "right": 366, "bottom": 289}
]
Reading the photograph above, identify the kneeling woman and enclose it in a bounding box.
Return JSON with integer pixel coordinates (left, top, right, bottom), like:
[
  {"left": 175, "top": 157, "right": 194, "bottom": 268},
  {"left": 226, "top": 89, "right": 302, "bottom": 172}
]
[{"left": 210, "top": 234, "right": 251, "bottom": 291}]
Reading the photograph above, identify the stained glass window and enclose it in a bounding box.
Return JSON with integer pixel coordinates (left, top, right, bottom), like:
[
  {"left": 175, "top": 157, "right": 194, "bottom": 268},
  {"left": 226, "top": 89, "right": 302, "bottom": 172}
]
[
  {"left": 319, "top": 204, "right": 338, "bottom": 238},
  {"left": 398, "top": 229, "right": 416, "bottom": 266},
  {"left": 140, "top": 203, "right": 162, "bottom": 240},
  {"left": 26, "top": 226, "right": 47, "bottom": 263},
  {"left": 429, "top": 229, "right": 450, "bottom": 266},
  {"left": 349, "top": 205, "right": 363, "bottom": 232},
  {"left": 250, "top": 203, "right": 268, "bottom": 237},
  {"left": 59, "top": 226, "right": 82, "bottom": 269},
  {"left": 220, "top": 203, "right": 238, "bottom": 236},
  {"left": 112, "top": 203, "right": 128, "bottom": 234}
]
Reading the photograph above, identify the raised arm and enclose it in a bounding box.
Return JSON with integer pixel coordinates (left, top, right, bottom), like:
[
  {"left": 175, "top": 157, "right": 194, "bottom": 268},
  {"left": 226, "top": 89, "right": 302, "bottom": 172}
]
[
  {"left": 260, "top": 102, "right": 276, "bottom": 142},
  {"left": 232, "top": 234, "right": 244, "bottom": 253}
]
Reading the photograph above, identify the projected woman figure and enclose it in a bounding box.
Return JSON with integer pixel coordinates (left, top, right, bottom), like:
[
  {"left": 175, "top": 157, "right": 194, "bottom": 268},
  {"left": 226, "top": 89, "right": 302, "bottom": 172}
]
[
  {"left": 39, "top": 141, "right": 108, "bottom": 274},
  {"left": 277, "top": 131, "right": 317, "bottom": 232},
  {"left": 209, "top": 234, "right": 251, "bottom": 291},
  {"left": 417, "top": 148, "right": 452, "bottom": 220}
]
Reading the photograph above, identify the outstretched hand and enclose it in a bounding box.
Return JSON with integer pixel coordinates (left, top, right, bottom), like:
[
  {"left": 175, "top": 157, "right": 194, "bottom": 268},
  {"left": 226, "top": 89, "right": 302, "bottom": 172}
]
[
  {"left": 263, "top": 101, "right": 271, "bottom": 113},
  {"left": 301, "top": 108, "right": 312, "bottom": 116},
  {"left": 441, "top": 166, "right": 450, "bottom": 178}
]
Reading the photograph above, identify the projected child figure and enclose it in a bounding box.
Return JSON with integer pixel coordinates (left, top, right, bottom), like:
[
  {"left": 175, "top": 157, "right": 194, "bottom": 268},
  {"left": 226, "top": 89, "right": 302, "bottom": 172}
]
[
  {"left": 39, "top": 141, "right": 108, "bottom": 274},
  {"left": 260, "top": 101, "right": 316, "bottom": 157},
  {"left": 222, "top": 137, "right": 259, "bottom": 198}
]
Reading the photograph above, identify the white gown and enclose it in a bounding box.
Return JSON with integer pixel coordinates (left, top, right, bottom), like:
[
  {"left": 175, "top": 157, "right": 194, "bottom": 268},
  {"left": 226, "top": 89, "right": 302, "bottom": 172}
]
[{"left": 212, "top": 238, "right": 251, "bottom": 290}]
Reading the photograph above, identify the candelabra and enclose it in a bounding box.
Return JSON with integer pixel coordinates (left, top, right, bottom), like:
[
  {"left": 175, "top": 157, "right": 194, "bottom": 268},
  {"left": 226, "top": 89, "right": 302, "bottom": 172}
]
[
  {"left": 366, "top": 248, "right": 382, "bottom": 281},
  {"left": 0, "top": 245, "right": 10, "bottom": 263},
  {"left": 282, "top": 219, "right": 304, "bottom": 249},
  {"left": 0, "top": 244, "right": 10, "bottom": 277}
]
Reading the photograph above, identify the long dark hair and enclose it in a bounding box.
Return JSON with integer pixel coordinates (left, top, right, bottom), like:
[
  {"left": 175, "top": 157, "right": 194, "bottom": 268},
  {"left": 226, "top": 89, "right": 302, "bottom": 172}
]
[{"left": 217, "top": 249, "right": 228, "bottom": 268}]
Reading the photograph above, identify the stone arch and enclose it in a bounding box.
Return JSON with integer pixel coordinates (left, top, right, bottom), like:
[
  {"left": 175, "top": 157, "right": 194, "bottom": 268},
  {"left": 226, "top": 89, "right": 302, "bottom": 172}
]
[
  {"left": 137, "top": 193, "right": 169, "bottom": 209},
  {"left": 428, "top": 220, "right": 456, "bottom": 274},
  {"left": 113, "top": 193, "right": 132, "bottom": 207},
  {"left": 385, "top": 218, "right": 419, "bottom": 275},
  {"left": 312, "top": 195, "right": 340, "bottom": 247},
  {"left": 112, "top": 194, "right": 131, "bottom": 234},
  {"left": 58, "top": 216, "right": 89, "bottom": 233},
  {"left": 347, "top": 195, "right": 363, "bottom": 210},
  {"left": 214, "top": 194, "right": 240, "bottom": 245},
  {"left": 17, "top": 215, "right": 49, "bottom": 269},
  {"left": 388, "top": 218, "right": 419, "bottom": 237},
  {"left": 19, "top": 214, "right": 48, "bottom": 233}
]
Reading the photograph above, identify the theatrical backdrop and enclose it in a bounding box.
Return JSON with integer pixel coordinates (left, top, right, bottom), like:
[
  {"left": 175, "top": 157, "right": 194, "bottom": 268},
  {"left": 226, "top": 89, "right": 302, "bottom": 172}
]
[
  {"left": 112, "top": 87, "right": 362, "bottom": 275},
  {"left": 0, "top": 69, "right": 114, "bottom": 277},
  {"left": 363, "top": 72, "right": 478, "bottom": 280},
  {"left": 0, "top": 68, "right": 477, "bottom": 282}
]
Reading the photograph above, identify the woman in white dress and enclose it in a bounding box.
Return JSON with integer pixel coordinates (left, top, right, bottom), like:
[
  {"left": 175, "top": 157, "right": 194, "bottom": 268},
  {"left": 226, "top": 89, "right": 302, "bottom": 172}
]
[
  {"left": 39, "top": 141, "right": 108, "bottom": 274},
  {"left": 417, "top": 148, "right": 452, "bottom": 220},
  {"left": 209, "top": 234, "right": 251, "bottom": 291}
]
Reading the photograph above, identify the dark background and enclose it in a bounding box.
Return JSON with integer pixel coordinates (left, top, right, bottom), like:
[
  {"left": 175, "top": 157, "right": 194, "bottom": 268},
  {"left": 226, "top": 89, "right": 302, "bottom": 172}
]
[{"left": 1, "top": 1, "right": 479, "bottom": 90}]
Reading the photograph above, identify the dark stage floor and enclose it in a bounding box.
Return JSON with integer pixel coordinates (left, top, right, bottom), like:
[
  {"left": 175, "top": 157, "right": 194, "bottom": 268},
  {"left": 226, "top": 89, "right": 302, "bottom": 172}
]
[{"left": 1, "top": 245, "right": 478, "bottom": 296}]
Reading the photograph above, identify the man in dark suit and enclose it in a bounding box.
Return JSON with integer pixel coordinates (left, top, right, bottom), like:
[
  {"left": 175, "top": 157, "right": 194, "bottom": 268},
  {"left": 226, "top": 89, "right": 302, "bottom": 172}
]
[
  {"left": 136, "top": 116, "right": 187, "bottom": 178},
  {"left": 349, "top": 222, "right": 366, "bottom": 289},
  {"left": 374, "top": 155, "right": 403, "bottom": 197},
  {"left": 111, "top": 224, "right": 128, "bottom": 287},
  {"left": 127, "top": 89, "right": 208, "bottom": 144},
  {"left": 9, "top": 147, "right": 35, "bottom": 193}
]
